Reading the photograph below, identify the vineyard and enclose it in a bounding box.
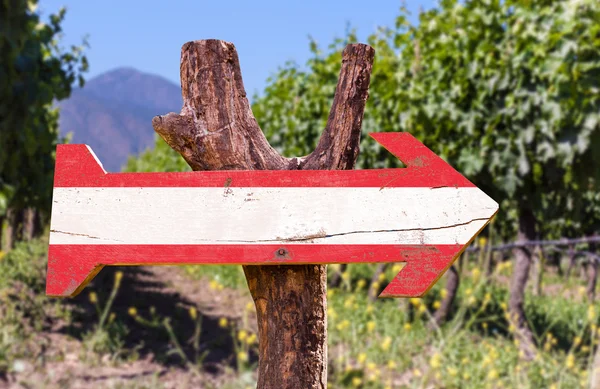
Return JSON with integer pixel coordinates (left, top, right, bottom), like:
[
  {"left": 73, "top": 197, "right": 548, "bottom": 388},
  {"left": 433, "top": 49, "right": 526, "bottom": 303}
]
[{"left": 1, "top": 0, "right": 599, "bottom": 388}]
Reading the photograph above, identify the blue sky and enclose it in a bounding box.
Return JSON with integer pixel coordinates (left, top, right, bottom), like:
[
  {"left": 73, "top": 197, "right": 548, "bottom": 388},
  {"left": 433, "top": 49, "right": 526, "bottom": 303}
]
[{"left": 39, "top": 0, "right": 436, "bottom": 98}]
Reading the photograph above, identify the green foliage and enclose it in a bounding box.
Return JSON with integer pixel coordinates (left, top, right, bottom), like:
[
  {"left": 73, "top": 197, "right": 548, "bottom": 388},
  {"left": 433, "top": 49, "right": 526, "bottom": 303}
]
[
  {"left": 124, "top": 135, "right": 191, "bottom": 173},
  {"left": 251, "top": 0, "right": 600, "bottom": 239},
  {"left": 0, "top": 0, "right": 88, "bottom": 218},
  {"left": 0, "top": 237, "right": 48, "bottom": 291}
]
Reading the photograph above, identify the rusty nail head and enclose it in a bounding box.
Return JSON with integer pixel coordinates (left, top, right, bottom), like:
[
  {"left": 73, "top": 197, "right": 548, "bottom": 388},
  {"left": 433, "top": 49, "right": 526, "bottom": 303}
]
[{"left": 277, "top": 249, "right": 286, "bottom": 256}]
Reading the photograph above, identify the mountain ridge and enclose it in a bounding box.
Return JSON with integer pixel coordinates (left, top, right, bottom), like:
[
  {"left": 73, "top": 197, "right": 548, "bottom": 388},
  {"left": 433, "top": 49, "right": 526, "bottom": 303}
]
[{"left": 58, "top": 67, "right": 183, "bottom": 172}]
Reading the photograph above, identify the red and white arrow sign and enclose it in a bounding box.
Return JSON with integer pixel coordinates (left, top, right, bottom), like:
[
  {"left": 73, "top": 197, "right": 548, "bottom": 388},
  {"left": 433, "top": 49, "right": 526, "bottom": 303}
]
[{"left": 46, "top": 132, "right": 498, "bottom": 298}]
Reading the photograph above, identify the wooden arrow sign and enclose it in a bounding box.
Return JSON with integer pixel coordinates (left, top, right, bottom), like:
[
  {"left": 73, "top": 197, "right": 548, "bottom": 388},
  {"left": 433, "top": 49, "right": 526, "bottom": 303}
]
[{"left": 46, "top": 132, "right": 498, "bottom": 298}]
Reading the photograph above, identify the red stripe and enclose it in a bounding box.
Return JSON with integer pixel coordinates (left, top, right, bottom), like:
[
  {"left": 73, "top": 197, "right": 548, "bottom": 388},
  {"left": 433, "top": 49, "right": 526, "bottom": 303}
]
[
  {"left": 46, "top": 243, "right": 463, "bottom": 297},
  {"left": 53, "top": 133, "right": 474, "bottom": 188}
]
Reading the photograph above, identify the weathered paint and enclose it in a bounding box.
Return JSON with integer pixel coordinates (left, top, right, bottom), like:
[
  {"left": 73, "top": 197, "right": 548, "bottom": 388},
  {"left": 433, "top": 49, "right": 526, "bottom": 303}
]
[{"left": 46, "top": 132, "right": 499, "bottom": 298}]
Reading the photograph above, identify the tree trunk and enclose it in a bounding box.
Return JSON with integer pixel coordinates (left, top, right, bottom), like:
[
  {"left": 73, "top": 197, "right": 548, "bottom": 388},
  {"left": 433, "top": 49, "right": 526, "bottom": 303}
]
[
  {"left": 565, "top": 244, "right": 576, "bottom": 280},
  {"left": 0, "top": 216, "right": 4, "bottom": 251},
  {"left": 4, "top": 207, "right": 23, "bottom": 250},
  {"left": 22, "top": 207, "right": 39, "bottom": 241},
  {"left": 587, "top": 260, "right": 598, "bottom": 302},
  {"left": 328, "top": 264, "right": 347, "bottom": 288},
  {"left": 368, "top": 263, "right": 388, "bottom": 302},
  {"left": 152, "top": 39, "right": 374, "bottom": 388},
  {"left": 531, "top": 246, "right": 544, "bottom": 297},
  {"left": 433, "top": 265, "right": 460, "bottom": 325},
  {"left": 588, "top": 241, "right": 599, "bottom": 302},
  {"left": 508, "top": 206, "right": 537, "bottom": 360}
]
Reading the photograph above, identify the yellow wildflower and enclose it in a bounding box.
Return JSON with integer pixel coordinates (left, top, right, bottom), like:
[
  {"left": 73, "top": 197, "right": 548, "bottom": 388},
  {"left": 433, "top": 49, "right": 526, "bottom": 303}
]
[
  {"left": 387, "top": 360, "right": 397, "bottom": 369},
  {"left": 218, "top": 317, "right": 228, "bottom": 328},
  {"left": 430, "top": 352, "right": 442, "bottom": 369},
  {"left": 378, "top": 273, "right": 386, "bottom": 282},
  {"left": 327, "top": 288, "right": 335, "bottom": 298},
  {"left": 336, "top": 320, "right": 350, "bottom": 331},
  {"left": 108, "top": 312, "right": 116, "bottom": 323},
  {"left": 237, "top": 351, "right": 248, "bottom": 362},
  {"left": 487, "top": 369, "right": 499, "bottom": 379},
  {"left": 371, "top": 281, "right": 380, "bottom": 291},
  {"left": 128, "top": 307, "right": 137, "bottom": 317},
  {"left": 189, "top": 307, "right": 197, "bottom": 320},
  {"left": 351, "top": 377, "right": 362, "bottom": 387},
  {"left": 209, "top": 280, "right": 219, "bottom": 290},
  {"left": 478, "top": 237, "right": 487, "bottom": 247},
  {"left": 366, "top": 362, "right": 377, "bottom": 371},
  {"left": 356, "top": 279, "right": 366, "bottom": 290},
  {"left": 114, "top": 271, "right": 123, "bottom": 283},
  {"left": 344, "top": 296, "right": 355, "bottom": 308},
  {"left": 413, "top": 368, "right": 422, "bottom": 377},
  {"left": 366, "top": 304, "right": 374, "bottom": 314},
  {"left": 247, "top": 333, "right": 257, "bottom": 345},
  {"left": 366, "top": 321, "right": 376, "bottom": 333},
  {"left": 440, "top": 289, "right": 448, "bottom": 298},
  {"left": 574, "top": 336, "right": 582, "bottom": 346},
  {"left": 403, "top": 322, "right": 411, "bottom": 331},
  {"left": 433, "top": 300, "right": 441, "bottom": 309},
  {"left": 461, "top": 357, "right": 469, "bottom": 365},
  {"left": 465, "top": 288, "right": 473, "bottom": 296},
  {"left": 588, "top": 305, "right": 596, "bottom": 321},
  {"left": 566, "top": 353, "right": 575, "bottom": 369},
  {"left": 472, "top": 268, "right": 481, "bottom": 280},
  {"left": 238, "top": 330, "right": 248, "bottom": 341},
  {"left": 342, "top": 272, "right": 350, "bottom": 281},
  {"left": 381, "top": 336, "right": 392, "bottom": 351},
  {"left": 463, "top": 372, "right": 470, "bottom": 380},
  {"left": 246, "top": 302, "right": 254, "bottom": 311},
  {"left": 357, "top": 353, "right": 367, "bottom": 364},
  {"left": 89, "top": 292, "right": 98, "bottom": 304},
  {"left": 328, "top": 307, "right": 338, "bottom": 320},
  {"left": 410, "top": 298, "right": 421, "bottom": 306},
  {"left": 447, "top": 366, "right": 458, "bottom": 376},
  {"left": 578, "top": 286, "right": 587, "bottom": 297},
  {"left": 418, "top": 304, "right": 427, "bottom": 313},
  {"left": 392, "top": 264, "right": 403, "bottom": 273},
  {"left": 500, "top": 302, "right": 508, "bottom": 311}
]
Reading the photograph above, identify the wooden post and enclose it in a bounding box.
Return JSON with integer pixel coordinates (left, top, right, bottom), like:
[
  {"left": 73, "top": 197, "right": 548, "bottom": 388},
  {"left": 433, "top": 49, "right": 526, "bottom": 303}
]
[{"left": 152, "top": 39, "right": 374, "bottom": 388}]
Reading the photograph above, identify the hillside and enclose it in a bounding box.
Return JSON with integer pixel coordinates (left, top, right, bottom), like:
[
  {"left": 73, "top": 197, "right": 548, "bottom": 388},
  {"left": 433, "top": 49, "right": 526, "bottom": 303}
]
[{"left": 57, "top": 68, "right": 182, "bottom": 172}]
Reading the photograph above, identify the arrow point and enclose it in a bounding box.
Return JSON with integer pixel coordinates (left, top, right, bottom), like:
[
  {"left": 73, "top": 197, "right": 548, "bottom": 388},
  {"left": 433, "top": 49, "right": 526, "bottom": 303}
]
[
  {"left": 46, "top": 247, "right": 102, "bottom": 297},
  {"left": 377, "top": 247, "right": 462, "bottom": 298}
]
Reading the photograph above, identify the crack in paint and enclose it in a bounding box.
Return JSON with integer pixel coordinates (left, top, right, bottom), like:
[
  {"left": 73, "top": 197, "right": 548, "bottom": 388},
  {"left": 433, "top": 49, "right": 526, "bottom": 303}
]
[
  {"left": 50, "top": 230, "right": 124, "bottom": 242},
  {"left": 195, "top": 217, "right": 491, "bottom": 243}
]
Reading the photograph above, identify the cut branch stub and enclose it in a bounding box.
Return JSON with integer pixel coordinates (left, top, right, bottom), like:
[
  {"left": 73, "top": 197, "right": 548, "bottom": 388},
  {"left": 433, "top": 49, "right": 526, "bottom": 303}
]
[
  {"left": 152, "top": 39, "right": 375, "bottom": 389},
  {"left": 152, "top": 39, "right": 287, "bottom": 171}
]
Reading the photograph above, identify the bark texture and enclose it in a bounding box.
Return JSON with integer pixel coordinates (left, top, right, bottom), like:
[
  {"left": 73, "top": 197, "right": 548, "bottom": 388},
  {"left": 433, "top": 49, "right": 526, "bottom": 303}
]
[
  {"left": 152, "top": 39, "right": 375, "bottom": 389},
  {"left": 368, "top": 263, "right": 388, "bottom": 302},
  {"left": 509, "top": 206, "right": 537, "bottom": 360},
  {"left": 433, "top": 265, "right": 460, "bottom": 325},
  {"left": 4, "top": 207, "right": 22, "bottom": 250}
]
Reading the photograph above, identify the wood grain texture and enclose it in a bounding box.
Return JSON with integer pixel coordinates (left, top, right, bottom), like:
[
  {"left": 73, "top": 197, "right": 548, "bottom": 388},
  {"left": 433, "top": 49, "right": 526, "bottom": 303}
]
[
  {"left": 152, "top": 40, "right": 375, "bottom": 389},
  {"left": 46, "top": 39, "right": 498, "bottom": 388}
]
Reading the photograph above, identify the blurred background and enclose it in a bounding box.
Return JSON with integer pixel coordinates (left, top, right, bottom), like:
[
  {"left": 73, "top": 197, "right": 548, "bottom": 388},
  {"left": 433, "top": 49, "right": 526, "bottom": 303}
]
[{"left": 1, "top": 0, "right": 599, "bottom": 388}]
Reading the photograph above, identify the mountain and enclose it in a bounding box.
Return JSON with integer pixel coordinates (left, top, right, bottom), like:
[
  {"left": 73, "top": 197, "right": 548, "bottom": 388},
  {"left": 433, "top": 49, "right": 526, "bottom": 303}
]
[{"left": 57, "top": 67, "right": 182, "bottom": 172}]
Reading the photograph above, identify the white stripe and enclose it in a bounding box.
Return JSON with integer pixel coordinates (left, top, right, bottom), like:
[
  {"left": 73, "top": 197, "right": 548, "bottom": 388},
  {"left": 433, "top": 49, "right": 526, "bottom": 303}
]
[{"left": 50, "top": 187, "right": 498, "bottom": 245}]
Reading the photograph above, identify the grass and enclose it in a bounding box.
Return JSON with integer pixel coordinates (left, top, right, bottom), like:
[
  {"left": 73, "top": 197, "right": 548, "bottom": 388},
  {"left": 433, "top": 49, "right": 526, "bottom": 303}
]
[
  {"left": 1, "top": 237, "right": 598, "bottom": 388},
  {"left": 182, "top": 258, "right": 599, "bottom": 388}
]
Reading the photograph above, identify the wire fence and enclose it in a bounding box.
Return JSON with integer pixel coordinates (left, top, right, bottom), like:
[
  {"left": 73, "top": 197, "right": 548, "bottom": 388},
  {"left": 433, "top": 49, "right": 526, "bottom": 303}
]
[{"left": 465, "top": 235, "right": 600, "bottom": 261}]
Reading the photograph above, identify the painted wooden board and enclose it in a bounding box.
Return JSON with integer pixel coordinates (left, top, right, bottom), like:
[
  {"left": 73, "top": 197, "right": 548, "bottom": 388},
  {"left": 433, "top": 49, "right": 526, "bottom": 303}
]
[{"left": 46, "top": 132, "right": 498, "bottom": 298}]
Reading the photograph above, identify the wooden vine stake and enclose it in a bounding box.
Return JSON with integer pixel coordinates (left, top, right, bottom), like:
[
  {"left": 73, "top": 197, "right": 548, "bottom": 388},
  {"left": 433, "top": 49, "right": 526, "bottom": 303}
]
[{"left": 152, "top": 39, "right": 374, "bottom": 388}]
